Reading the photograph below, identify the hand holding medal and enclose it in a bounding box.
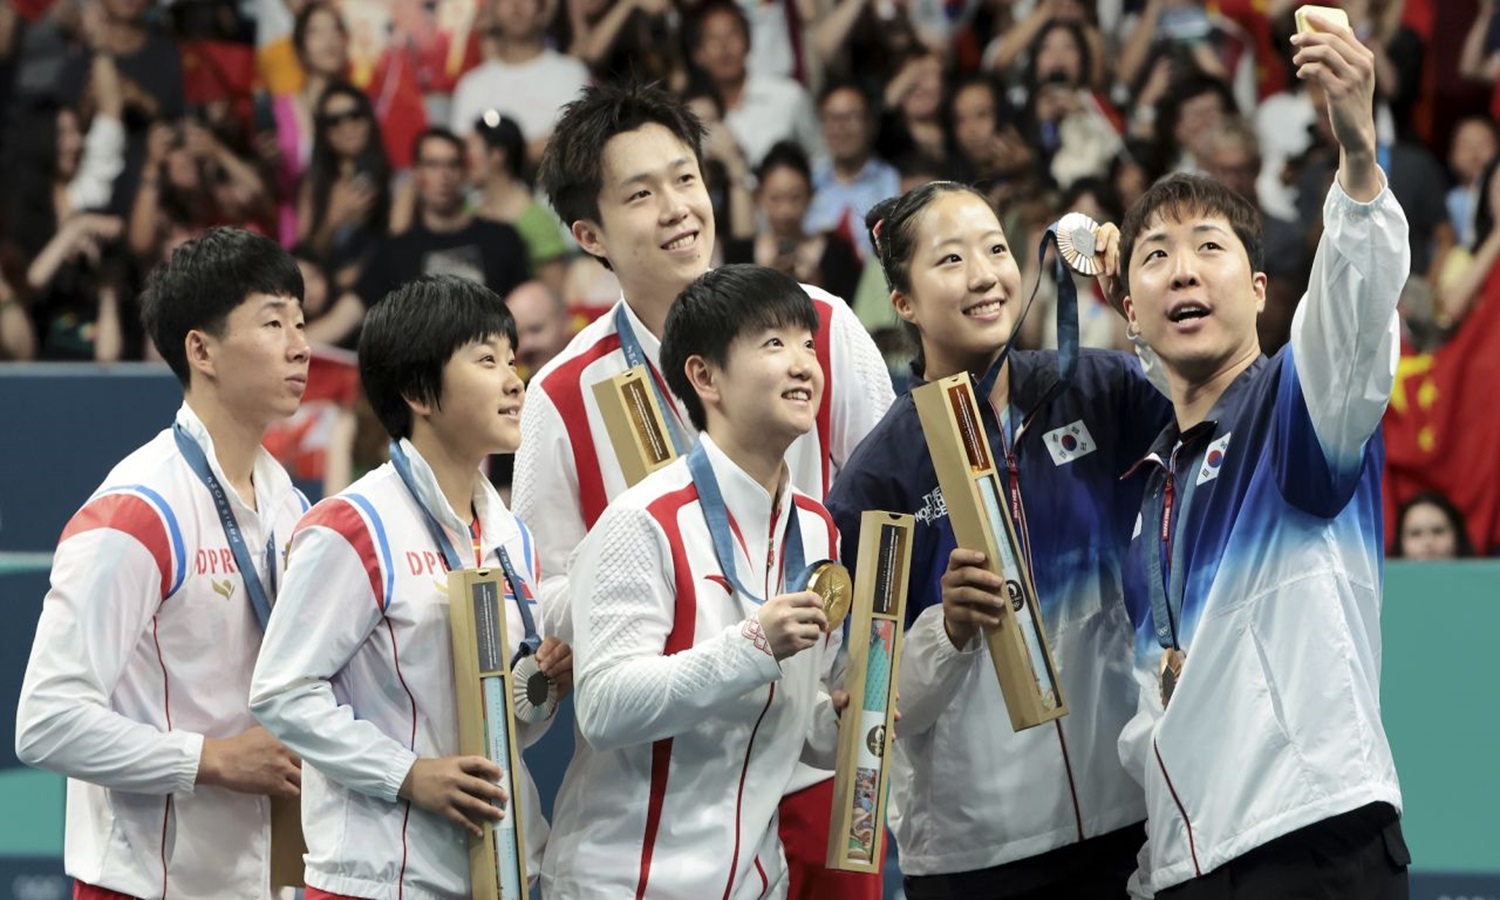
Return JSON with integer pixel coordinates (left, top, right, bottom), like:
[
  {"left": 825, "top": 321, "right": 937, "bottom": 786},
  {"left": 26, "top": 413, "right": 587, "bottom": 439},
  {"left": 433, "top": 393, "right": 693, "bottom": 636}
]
[{"left": 1053, "top": 212, "right": 1125, "bottom": 313}]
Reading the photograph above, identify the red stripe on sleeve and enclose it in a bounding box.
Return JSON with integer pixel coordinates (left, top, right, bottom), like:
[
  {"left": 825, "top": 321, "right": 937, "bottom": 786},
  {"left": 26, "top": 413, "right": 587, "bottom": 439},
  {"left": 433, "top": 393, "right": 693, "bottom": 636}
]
[
  {"left": 542, "top": 333, "right": 623, "bottom": 530},
  {"left": 60, "top": 494, "right": 175, "bottom": 599},
  {"left": 294, "top": 499, "right": 384, "bottom": 609}
]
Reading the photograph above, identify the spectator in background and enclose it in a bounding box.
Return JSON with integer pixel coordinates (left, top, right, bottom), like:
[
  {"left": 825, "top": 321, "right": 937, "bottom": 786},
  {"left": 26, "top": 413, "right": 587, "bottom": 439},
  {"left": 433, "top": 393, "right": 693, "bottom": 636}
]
[
  {"left": 342, "top": 128, "right": 529, "bottom": 345},
  {"left": 947, "top": 74, "right": 1035, "bottom": 202},
  {"left": 0, "top": 268, "right": 32, "bottom": 360},
  {"left": 1295, "top": 77, "right": 1448, "bottom": 280},
  {"left": 723, "top": 140, "right": 862, "bottom": 302},
  {"left": 1345, "top": 0, "right": 1424, "bottom": 141},
  {"left": 1118, "top": 0, "right": 1256, "bottom": 115},
  {"left": 128, "top": 119, "right": 271, "bottom": 263},
  {"left": 982, "top": 0, "right": 1109, "bottom": 91},
  {"left": 1393, "top": 492, "right": 1475, "bottom": 561},
  {"left": 57, "top": 0, "right": 185, "bottom": 216},
  {"left": 1018, "top": 19, "right": 1121, "bottom": 189},
  {"left": 805, "top": 80, "right": 899, "bottom": 261},
  {"left": 5, "top": 53, "right": 126, "bottom": 268},
  {"left": 1150, "top": 72, "right": 1234, "bottom": 176},
  {"left": 561, "top": 0, "right": 681, "bottom": 87},
  {"left": 682, "top": 85, "right": 757, "bottom": 266},
  {"left": 1435, "top": 158, "right": 1500, "bottom": 330},
  {"left": 877, "top": 51, "right": 947, "bottom": 163},
  {"left": 1445, "top": 116, "right": 1498, "bottom": 249},
  {"left": 1199, "top": 115, "right": 1306, "bottom": 353},
  {"left": 470, "top": 110, "right": 572, "bottom": 297},
  {"left": 298, "top": 80, "right": 392, "bottom": 280},
  {"left": 449, "top": 0, "right": 589, "bottom": 169},
  {"left": 687, "top": 0, "right": 825, "bottom": 167},
  {"left": 271, "top": 2, "right": 350, "bottom": 246},
  {"left": 1460, "top": 0, "right": 1500, "bottom": 127},
  {"left": 507, "top": 279, "right": 573, "bottom": 378}
]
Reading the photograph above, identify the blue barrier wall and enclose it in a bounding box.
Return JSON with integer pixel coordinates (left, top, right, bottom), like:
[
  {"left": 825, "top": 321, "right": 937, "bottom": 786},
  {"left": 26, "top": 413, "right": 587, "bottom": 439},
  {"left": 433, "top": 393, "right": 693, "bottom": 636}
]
[{"left": 1, "top": 366, "right": 1496, "bottom": 900}]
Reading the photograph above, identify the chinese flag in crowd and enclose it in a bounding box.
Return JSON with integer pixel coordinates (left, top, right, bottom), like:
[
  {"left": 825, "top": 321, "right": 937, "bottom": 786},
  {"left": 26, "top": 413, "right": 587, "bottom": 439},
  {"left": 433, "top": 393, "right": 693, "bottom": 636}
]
[{"left": 1383, "top": 264, "right": 1500, "bottom": 556}]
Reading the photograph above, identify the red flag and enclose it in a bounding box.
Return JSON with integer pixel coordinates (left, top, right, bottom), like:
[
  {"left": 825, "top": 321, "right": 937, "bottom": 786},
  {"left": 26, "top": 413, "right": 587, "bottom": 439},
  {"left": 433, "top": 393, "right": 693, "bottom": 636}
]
[{"left": 1383, "top": 265, "right": 1500, "bottom": 555}]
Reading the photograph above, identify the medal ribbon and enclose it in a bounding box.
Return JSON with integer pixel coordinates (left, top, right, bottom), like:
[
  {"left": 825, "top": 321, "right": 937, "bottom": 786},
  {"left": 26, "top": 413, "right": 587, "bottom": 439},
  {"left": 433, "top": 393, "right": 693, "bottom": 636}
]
[
  {"left": 174, "top": 425, "right": 277, "bottom": 630},
  {"left": 1145, "top": 441, "right": 1201, "bottom": 651},
  {"left": 614, "top": 304, "right": 690, "bottom": 455},
  {"left": 1036, "top": 222, "right": 1081, "bottom": 386},
  {"left": 687, "top": 441, "right": 823, "bottom": 604},
  {"left": 390, "top": 441, "right": 540, "bottom": 663}
]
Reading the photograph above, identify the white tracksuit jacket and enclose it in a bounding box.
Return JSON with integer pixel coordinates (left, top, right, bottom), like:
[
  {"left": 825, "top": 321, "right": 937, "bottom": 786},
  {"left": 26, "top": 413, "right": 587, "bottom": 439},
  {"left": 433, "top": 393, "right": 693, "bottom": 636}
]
[
  {"left": 15, "top": 404, "right": 307, "bottom": 899},
  {"left": 541, "top": 436, "right": 843, "bottom": 900},
  {"left": 1117, "top": 180, "right": 1410, "bottom": 892},
  {"left": 249, "top": 440, "right": 551, "bottom": 899}
]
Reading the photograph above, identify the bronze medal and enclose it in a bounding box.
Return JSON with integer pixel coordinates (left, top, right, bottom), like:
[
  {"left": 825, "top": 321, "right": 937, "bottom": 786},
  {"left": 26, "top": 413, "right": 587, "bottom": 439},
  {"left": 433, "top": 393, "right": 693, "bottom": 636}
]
[
  {"left": 1158, "top": 647, "right": 1186, "bottom": 709},
  {"left": 809, "top": 561, "right": 853, "bottom": 632}
]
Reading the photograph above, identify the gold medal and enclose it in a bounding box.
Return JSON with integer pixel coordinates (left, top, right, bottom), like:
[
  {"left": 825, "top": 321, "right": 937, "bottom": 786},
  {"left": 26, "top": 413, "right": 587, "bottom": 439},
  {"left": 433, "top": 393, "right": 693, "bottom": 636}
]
[
  {"left": 1158, "top": 647, "right": 1186, "bottom": 710},
  {"left": 808, "top": 561, "right": 853, "bottom": 632},
  {"left": 1054, "top": 212, "right": 1102, "bottom": 276}
]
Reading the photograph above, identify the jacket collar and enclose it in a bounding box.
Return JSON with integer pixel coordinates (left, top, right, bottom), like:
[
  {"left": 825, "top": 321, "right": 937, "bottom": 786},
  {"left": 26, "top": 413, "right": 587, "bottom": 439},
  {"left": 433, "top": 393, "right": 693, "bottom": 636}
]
[
  {"left": 393, "top": 438, "right": 519, "bottom": 561},
  {"left": 174, "top": 403, "right": 294, "bottom": 521},
  {"left": 699, "top": 432, "right": 796, "bottom": 587},
  {"left": 1137, "top": 354, "right": 1270, "bottom": 468}
]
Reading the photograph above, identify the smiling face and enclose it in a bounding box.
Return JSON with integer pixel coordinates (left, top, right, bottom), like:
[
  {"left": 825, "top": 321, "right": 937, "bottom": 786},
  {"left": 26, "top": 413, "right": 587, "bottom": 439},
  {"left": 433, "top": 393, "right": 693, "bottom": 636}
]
[
  {"left": 1123, "top": 209, "right": 1265, "bottom": 384},
  {"left": 699, "top": 322, "right": 824, "bottom": 451},
  {"left": 420, "top": 334, "right": 526, "bottom": 458},
  {"left": 573, "top": 123, "right": 715, "bottom": 308},
  {"left": 893, "top": 191, "right": 1022, "bottom": 379}
]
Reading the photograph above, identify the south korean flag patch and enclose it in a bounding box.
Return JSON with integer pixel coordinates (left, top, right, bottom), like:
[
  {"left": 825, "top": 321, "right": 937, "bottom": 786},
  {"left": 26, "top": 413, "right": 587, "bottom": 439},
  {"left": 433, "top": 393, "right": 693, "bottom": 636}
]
[
  {"left": 1043, "top": 420, "right": 1097, "bottom": 466},
  {"left": 1196, "top": 432, "right": 1232, "bottom": 486}
]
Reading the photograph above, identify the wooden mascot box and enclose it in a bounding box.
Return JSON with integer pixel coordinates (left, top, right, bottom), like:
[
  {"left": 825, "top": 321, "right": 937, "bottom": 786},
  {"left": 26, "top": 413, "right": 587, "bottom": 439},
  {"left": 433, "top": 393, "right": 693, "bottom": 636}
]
[
  {"left": 827, "top": 511, "right": 915, "bottom": 872},
  {"left": 592, "top": 366, "right": 679, "bottom": 488},
  {"left": 912, "top": 372, "right": 1067, "bottom": 730},
  {"left": 448, "top": 568, "right": 529, "bottom": 899}
]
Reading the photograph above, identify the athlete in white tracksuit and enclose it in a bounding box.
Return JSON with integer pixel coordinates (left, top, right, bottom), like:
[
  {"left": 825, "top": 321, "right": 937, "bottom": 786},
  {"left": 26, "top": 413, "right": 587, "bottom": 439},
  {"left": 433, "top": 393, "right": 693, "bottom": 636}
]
[
  {"left": 251, "top": 443, "right": 553, "bottom": 900},
  {"left": 542, "top": 434, "right": 844, "bottom": 900},
  {"left": 16, "top": 404, "right": 308, "bottom": 899}
]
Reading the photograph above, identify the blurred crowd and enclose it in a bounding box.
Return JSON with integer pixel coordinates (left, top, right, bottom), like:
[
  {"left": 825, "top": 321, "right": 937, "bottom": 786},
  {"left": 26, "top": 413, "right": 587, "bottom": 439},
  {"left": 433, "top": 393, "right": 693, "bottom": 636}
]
[{"left": 0, "top": 0, "right": 1496, "bottom": 556}]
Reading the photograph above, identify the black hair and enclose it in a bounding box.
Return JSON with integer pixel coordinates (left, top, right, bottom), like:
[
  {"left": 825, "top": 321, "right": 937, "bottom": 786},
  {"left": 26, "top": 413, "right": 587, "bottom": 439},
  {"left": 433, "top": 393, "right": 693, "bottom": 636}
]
[
  {"left": 1393, "top": 491, "right": 1475, "bottom": 558},
  {"left": 1153, "top": 72, "right": 1237, "bottom": 165},
  {"left": 817, "top": 78, "right": 873, "bottom": 115},
  {"left": 865, "top": 182, "right": 990, "bottom": 371},
  {"left": 140, "top": 227, "right": 305, "bottom": 386},
  {"left": 683, "top": 0, "right": 751, "bottom": 55},
  {"left": 1023, "top": 18, "right": 1092, "bottom": 92},
  {"left": 1060, "top": 176, "right": 1122, "bottom": 227},
  {"left": 474, "top": 111, "right": 526, "bottom": 180},
  {"left": 293, "top": 1, "right": 347, "bottom": 60},
  {"left": 661, "top": 264, "right": 820, "bottom": 432},
  {"left": 1118, "top": 173, "right": 1263, "bottom": 298},
  {"left": 358, "top": 274, "right": 519, "bottom": 440},
  {"left": 538, "top": 81, "right": 706, "bottom": 270},
  {"left": 1474, "top": 157, "right": 1499, "bottom": 251},
  {"left": 756, "top": 140, "right": 812, "bottom": 186},
  {"left": 411, "top": 126, "right": 465, "bottom": 165},
  {"left": 306, "top": 81, "right": 391, "bottom": 240}
]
